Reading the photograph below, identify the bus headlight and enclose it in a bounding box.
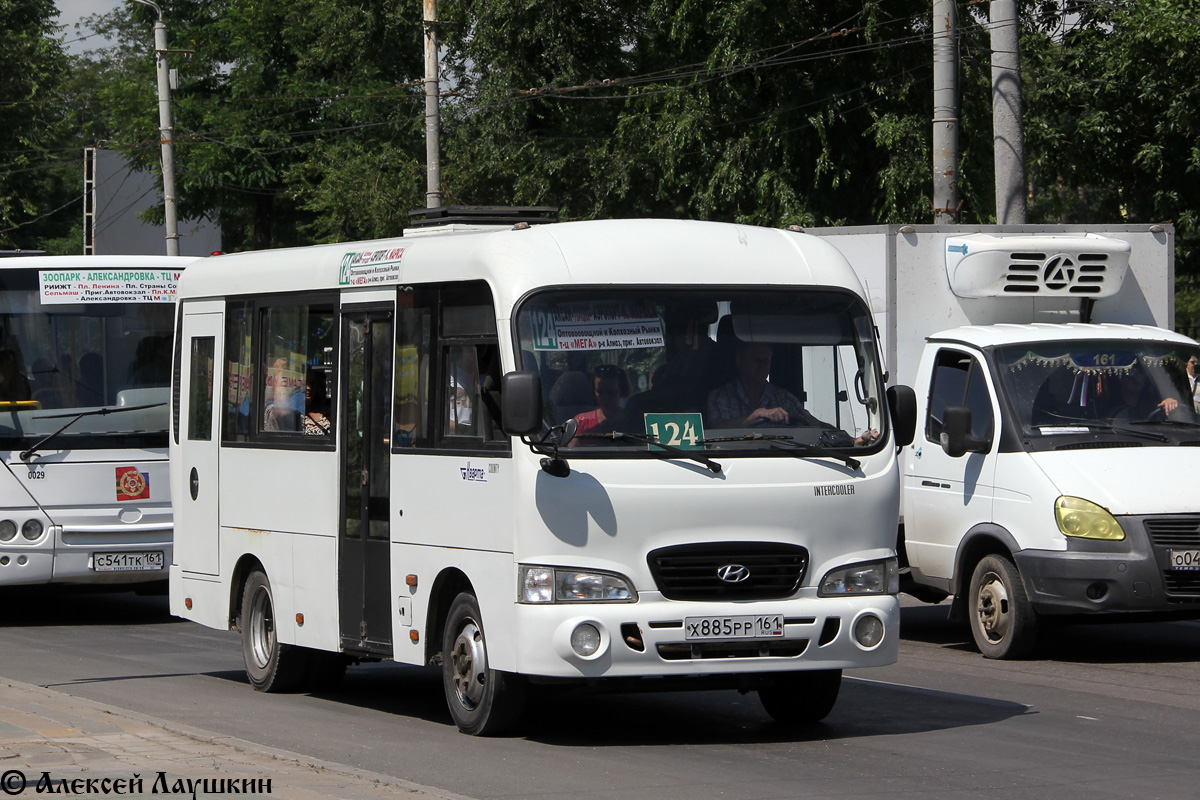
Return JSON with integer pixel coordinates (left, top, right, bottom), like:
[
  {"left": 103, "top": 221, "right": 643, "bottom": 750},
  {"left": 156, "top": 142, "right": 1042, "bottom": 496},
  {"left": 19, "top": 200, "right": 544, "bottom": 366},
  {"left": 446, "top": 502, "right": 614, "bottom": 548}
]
[
  {"left": 518, "top": 566, "right": 637, "bottom": 603},
  {"left": 1055, "top": 496, "right": 1125, "bottom": 541},
  {"left": 819, "top": 558, "right": 899, "bottom": 596},
  {"left": 0, "top": 520, "right": 16, "bottom": 542},
  {"left": 21, "top": 519, "right": 43, "bottom": 541}
]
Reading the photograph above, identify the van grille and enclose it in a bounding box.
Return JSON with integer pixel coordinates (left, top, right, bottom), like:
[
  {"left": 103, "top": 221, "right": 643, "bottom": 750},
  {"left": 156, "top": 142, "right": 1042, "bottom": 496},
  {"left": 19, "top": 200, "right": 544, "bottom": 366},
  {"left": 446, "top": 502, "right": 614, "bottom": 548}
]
[
  {"left": 647, "top": 542, "right": 808, "bottom": 601},
  {"left": 1144, "top": 517, "right": 1200, "bottom": 598}
]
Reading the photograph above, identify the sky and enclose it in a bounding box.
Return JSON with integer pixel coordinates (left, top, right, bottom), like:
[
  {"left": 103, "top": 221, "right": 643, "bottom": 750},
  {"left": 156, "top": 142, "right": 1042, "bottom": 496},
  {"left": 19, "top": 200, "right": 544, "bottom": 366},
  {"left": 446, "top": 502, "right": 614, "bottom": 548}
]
[{"left": 56, "top": 0, "right": 123, "bottom": 54}]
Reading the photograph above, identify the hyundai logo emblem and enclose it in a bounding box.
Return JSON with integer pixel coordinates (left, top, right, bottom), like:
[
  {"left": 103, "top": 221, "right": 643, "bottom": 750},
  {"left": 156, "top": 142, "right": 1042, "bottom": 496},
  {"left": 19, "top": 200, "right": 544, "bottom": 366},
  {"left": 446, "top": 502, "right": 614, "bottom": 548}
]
[{"left": 716, "top": 564, "right": 750, "bottom": 583}]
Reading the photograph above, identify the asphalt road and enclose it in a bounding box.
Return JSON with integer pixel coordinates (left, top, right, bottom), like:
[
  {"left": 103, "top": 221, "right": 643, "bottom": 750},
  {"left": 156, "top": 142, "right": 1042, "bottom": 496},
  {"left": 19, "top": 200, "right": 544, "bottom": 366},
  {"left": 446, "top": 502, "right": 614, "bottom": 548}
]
[{"left": 1, "top": 587, "right": 1198, "bottom": 800}]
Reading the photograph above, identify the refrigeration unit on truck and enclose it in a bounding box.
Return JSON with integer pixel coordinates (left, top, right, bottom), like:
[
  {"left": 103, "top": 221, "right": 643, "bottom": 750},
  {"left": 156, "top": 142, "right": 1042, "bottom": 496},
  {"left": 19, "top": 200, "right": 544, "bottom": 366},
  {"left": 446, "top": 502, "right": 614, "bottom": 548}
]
[{"left": 810, "top": 224, "right": 1200, "bottom": 658}]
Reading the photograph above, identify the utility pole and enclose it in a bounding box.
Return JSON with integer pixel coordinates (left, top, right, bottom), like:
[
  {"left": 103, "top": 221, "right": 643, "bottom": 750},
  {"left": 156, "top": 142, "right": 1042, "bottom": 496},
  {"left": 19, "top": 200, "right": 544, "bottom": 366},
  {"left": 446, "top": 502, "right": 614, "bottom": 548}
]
[
  {"left": 423, "top": 0, "right": 442, "bottom": 209},
  {"left": 130, "top": 0, "right": 179, "bottom": 256},
  {"left": 932, "top": 0, "right": 960, "bottom": 224},
  {"left": 991, "top": 0, "right": 1027, "bottom": 223}
]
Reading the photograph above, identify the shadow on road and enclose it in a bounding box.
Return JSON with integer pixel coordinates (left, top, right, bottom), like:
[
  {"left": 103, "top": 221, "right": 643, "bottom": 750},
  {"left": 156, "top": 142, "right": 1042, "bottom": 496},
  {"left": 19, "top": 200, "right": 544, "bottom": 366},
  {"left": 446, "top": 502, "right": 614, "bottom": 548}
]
[
  {"left": 210, "top": 657, "right": 1028, "bottom": 746},
  {"left": 0, "top": 585, "right": 177, "bottom": 627},
  {"left": 899, "top": 597, "right": 1200, "bottom": 664}
]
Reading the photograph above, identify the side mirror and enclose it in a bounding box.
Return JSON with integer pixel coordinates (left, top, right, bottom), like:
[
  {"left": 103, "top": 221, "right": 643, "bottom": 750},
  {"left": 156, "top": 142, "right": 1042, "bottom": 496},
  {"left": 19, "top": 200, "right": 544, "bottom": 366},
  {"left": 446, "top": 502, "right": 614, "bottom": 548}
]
[
  {"left": 887, "top": 385, "right": 917, "bottom": 447},
  {"left": 939, "top": 405, "right": 987, "bottom": 458},
  {"left": 501, "top": 371, "right": 542, "bottom": 436}
]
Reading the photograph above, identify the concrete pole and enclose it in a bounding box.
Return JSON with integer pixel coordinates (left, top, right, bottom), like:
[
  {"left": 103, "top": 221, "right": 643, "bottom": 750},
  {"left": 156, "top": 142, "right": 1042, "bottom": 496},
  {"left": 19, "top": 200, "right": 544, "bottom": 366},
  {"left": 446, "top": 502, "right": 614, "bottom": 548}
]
[
  {"left": 152, "top": 16, "right": 179, "bottom": 256},
  {"left": 932, "top": 0, "right": 960, "bottom": 224},
  {"left": 423, "top": 0, "right": 442, "bottom": 209},
  {"left": 990, "top": 0, "right": 1027, "bottom": 223}
]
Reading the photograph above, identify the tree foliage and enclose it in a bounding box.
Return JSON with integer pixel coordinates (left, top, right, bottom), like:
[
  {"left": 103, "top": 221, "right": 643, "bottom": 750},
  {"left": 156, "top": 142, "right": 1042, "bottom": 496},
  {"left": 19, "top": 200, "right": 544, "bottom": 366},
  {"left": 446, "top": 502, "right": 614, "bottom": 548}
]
[
  {"left": 0, "top": 0, "right": 70, "bottom": 250},
  {"left": 2, "top": 0, "right": 1200, "bottom": 288}
]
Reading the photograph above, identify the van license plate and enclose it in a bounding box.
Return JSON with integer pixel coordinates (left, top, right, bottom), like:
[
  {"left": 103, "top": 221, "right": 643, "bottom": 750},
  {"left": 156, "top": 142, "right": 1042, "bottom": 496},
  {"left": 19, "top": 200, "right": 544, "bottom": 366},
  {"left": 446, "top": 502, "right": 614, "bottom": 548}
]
[
  {"left": 92, "top": 551, "right": 165, "bottom": 572},
  {"left": 684, "top": 615, "right": 784, "bottom": 640},
  {"left": 1167, "top": 549, "right": 1200, "bottom": 571}
]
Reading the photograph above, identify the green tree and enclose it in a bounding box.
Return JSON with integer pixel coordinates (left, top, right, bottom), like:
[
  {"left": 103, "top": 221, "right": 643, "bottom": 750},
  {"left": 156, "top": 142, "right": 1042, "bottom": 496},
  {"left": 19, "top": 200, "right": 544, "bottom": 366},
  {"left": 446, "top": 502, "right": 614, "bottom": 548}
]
[
  {"left": 0, "top": 0, "right": 72, "bottom": 250},
  {"left": 80, "top": 0, "right": 426, "bottom": 250}
]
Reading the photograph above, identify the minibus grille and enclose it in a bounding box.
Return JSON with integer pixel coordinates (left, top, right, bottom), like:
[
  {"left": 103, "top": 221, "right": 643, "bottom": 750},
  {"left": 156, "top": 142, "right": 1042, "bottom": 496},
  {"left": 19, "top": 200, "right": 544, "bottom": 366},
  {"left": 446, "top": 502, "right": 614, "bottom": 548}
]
[
  {"left": 647, "top": 542, "right": 808, "bottom": 601},
  {"left": 1144, "top": 517, "right": 1200, "bottom": 598}
]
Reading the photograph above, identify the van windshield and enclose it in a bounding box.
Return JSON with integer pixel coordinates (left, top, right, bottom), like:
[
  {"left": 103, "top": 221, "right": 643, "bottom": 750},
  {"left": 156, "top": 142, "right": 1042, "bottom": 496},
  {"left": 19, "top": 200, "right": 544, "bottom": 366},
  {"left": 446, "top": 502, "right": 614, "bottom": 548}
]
[
  {"left": 995, "top": 340, "right": 1200, "bottom": 438},
  {"left": 0, "top": 268, "right": 177, "bottom": 449},
  {"left": 514, "top": 288, "right": 886, "bottom": 455}
]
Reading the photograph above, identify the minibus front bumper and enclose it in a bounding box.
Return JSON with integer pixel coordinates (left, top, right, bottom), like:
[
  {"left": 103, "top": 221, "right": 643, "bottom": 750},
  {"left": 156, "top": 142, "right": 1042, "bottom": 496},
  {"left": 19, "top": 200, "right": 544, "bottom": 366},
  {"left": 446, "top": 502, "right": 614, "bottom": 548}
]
[{"left": 512, "top": 591, "right": 899, "bottom": 679}]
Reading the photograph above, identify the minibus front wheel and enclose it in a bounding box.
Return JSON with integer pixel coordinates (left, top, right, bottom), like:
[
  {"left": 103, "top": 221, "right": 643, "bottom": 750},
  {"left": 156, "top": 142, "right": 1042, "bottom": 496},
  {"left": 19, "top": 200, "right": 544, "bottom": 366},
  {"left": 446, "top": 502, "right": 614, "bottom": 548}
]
[{"left": 441, "top": 592, "right": 527, "bottom": 735}]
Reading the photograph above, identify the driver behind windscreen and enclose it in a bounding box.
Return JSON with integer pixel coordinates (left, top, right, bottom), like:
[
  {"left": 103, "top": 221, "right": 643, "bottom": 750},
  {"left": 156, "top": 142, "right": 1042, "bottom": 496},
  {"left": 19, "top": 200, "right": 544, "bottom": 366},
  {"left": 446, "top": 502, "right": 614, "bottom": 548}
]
[{"left": 706, "top": 341, "right": 878, "bottom": 444}]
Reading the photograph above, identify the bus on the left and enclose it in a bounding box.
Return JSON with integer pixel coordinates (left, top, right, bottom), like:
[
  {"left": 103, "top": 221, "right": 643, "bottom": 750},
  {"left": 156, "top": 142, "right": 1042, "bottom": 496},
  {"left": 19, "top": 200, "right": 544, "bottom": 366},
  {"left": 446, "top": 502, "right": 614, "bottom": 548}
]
[{"left": 0, "top": 255, "right": 198, "bottom": 587}]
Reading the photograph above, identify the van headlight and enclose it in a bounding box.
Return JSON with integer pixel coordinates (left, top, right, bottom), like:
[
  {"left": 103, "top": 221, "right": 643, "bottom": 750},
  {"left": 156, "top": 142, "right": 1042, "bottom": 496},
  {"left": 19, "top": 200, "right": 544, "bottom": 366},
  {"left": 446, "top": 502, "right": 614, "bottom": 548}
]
[
  {"left": 518, "top": 565, "right": 637, "bottom": 603},
  {"left": 1055, "top": 496, "right": 1125, "bottom": 541},
  {"left": 819, "top": 558, "right": 899, "bottom": 596}
]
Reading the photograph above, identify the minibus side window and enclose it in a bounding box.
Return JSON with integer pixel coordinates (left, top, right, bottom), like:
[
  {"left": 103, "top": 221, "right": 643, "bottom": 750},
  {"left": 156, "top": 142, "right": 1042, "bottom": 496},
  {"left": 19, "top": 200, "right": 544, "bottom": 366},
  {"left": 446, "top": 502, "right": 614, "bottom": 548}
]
[
  {"left": 395, "top": 300, "right": 432, "bottom": 448},
  {"left": 259, "top": 303, "right": 335, "bottom": 439},
  {"left": 223, "top": 301, "right": 253, "bottom": 443},
  {"left": 187, "top": 337, "right": 215, "bottom": 441}
]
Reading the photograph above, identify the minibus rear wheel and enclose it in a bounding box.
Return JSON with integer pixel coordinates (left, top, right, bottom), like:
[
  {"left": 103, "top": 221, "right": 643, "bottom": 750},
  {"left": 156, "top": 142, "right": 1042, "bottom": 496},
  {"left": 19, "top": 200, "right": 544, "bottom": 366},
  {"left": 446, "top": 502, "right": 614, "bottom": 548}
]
[
  {"left": 758, "top": 669, "right": 842, "bottom": 725},
  {"left": 240, "top": 570, "right": 310, "bottom": 692},
  {"left": 441, "top": 592, "right": 527, "bottom": 735}
]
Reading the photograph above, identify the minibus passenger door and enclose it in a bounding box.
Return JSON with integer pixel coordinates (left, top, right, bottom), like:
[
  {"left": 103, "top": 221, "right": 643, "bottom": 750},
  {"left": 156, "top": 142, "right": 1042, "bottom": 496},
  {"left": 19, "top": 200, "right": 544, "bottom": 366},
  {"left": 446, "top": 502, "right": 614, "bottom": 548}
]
[
  {"left": 338, "top": 309, "right": 394, "bottom": 654},
  {"left": 177, "top": 309, "right": 222, "bottom": 575}
]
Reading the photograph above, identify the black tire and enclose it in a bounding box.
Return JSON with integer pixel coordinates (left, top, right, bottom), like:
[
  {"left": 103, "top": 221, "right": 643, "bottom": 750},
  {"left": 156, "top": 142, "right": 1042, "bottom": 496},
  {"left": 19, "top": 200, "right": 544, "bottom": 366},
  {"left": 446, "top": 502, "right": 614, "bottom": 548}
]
[
  {"left": 441, "top": 592, "right": 526, "bottom": 736},
  {"left": 758, "top": 669, "right": 842, "bottom": 725},
  {"left": 968, "top": 554, "right": 1039, "bottom": 659},
  {"left": 239, "top": 570, "right": 310, "bottom": 692}
]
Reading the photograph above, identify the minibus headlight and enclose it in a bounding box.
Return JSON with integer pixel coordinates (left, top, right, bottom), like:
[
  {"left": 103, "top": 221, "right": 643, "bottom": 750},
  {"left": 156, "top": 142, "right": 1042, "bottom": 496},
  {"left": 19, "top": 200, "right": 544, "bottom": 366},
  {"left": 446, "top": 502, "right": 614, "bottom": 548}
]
[
  {"left": 0, "top": 520, "right": 16, "bottom": 542},
  {"left": 518, "top": 565, "right": 636, "bottom": 603},
  {"left": 1055, "top": 496, "right": 1125, "bottom": 541},
  {"left": 819, "top": 558, "right": 899, "bottom": 596}
]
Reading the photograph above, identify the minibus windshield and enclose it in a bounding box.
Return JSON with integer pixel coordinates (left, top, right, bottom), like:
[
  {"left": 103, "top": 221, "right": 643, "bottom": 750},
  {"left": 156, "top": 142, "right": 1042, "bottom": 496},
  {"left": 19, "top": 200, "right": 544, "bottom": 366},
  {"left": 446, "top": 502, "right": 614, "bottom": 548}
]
[
  {"left": 0, "top": 270, "right": 176, "bottom": 448},
  {"left": 514, "top": 288, "right": 886, "bottom": 455}
]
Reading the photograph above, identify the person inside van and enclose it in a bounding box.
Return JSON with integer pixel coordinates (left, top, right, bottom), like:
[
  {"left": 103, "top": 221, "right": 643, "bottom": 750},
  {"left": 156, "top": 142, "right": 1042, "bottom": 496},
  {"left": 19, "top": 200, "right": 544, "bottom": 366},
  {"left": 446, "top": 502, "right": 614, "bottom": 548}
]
[{"left": 1107, "top": 365, "right": 1179, "bottom": 420}]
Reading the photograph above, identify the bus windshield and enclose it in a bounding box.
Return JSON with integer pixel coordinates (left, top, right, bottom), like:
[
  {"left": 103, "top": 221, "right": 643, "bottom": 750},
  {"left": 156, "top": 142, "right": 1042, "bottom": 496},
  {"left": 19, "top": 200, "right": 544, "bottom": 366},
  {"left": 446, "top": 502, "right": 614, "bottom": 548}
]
[
  {"left": 0, "top": 268, "right": 176, "bottom": 448},
  {"left": 514, "top": 288, "right": 886, "bottom": 454}
]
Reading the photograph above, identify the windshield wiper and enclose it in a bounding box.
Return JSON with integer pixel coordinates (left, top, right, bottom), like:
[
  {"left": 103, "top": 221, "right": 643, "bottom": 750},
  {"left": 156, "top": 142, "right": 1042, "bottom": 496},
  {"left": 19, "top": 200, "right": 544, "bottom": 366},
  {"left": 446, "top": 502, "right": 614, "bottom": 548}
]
[
  {"left": 574, "top": 431, "right": 722, "bottom": 474},
  {"left": 1127, "top": 418, "right": 1200, "bottom": 427},
  {"left": 698, "top": 432, "right": 860, "bottom": 470},
  {"left": 20, "top": 402, "right": 165, "bottom": 461},
  {"left": 1084, "top": 421, "right": 1168, "bottom": 442}
]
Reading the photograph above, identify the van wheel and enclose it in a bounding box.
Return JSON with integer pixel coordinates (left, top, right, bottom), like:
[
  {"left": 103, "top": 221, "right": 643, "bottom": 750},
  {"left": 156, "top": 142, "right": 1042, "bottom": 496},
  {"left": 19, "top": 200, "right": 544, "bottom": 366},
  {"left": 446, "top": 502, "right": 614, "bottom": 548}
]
[
  {"left": 240, "top": 570, "right": 309, "bottom": 692},
  {"left": 441, "top": 592, "right": 526, "bottom": 736},
  {"left": 758, "top": 669, "right": 842, "bottom": 724},
  {"left": 968, "top": 554, "right": 1039, "bottom": 659}
]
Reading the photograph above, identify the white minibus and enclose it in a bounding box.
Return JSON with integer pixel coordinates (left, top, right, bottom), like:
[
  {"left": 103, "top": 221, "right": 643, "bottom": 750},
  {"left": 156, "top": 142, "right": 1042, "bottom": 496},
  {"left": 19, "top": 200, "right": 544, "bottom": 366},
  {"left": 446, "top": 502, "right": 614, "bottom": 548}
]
[
  {"left": 170, "top": 219, "right": 914, "bottom": 735},
  {"left": 0, "top": 255, "right": 196, "bottom": 587}
]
